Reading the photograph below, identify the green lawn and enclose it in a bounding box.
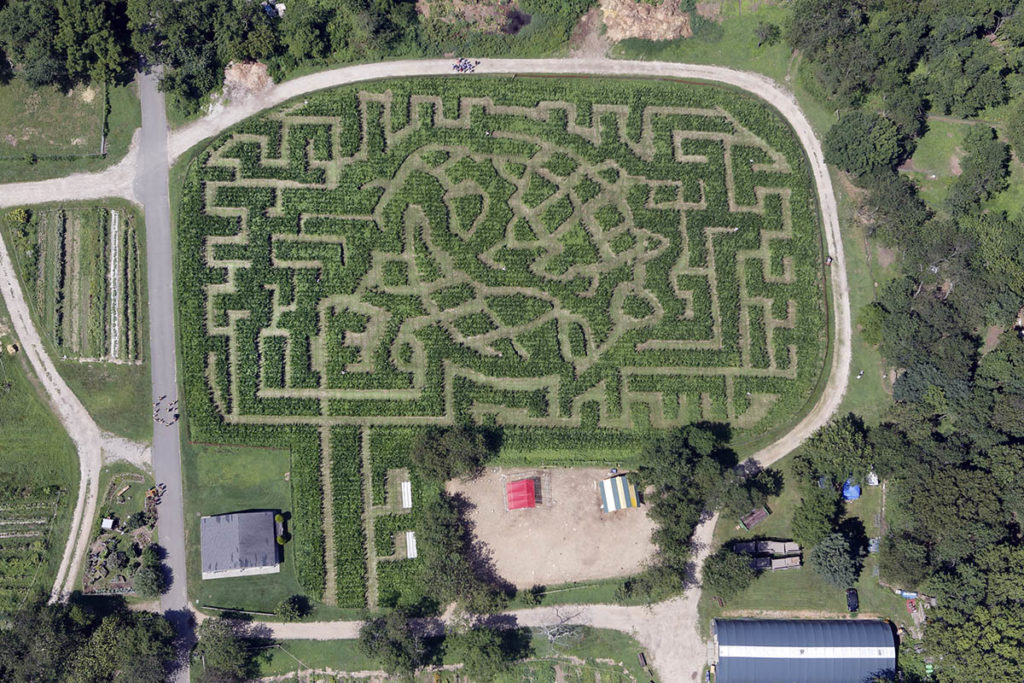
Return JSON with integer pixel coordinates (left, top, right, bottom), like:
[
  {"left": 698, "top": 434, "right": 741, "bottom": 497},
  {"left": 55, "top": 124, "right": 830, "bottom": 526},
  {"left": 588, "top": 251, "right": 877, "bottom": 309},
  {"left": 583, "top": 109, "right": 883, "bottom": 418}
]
[
  {"left": 0, "top": 81, "right": 140, "bottom": 183},
  {"left": 0, "top": 297, "right": 79, "bottom": 611}
]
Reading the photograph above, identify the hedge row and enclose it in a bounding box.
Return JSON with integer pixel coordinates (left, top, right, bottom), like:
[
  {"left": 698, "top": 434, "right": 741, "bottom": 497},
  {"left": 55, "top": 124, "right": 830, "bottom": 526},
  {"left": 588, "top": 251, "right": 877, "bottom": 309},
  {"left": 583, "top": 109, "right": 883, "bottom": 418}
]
[{"left": 290, "top": 432, "right": 326, "bottom": 600}]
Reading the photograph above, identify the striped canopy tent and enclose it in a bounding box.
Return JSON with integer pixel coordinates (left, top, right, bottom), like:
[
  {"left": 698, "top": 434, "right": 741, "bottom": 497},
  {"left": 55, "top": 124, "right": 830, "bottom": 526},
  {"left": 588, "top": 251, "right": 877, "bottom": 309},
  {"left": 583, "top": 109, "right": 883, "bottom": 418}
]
[
  {"left": 506, "top": 479, "right": 536, "bottom": 510},
  {"left": 600, "top": 475, "right": 639, "bottom": 512}
]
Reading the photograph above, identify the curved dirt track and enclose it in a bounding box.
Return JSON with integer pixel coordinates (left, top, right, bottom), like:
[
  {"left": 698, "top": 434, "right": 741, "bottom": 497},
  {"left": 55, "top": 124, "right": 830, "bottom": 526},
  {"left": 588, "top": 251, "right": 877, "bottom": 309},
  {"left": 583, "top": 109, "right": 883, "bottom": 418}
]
[{"left": 0, "top": 58, "right": 849, "bottom": 681}]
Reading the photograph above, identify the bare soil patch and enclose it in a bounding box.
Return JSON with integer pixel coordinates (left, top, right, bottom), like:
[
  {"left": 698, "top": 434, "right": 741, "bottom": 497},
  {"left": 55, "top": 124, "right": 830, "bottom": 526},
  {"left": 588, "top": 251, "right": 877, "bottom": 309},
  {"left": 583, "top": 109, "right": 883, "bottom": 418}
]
[
  {"left": 982, "top": 324, "right": 1004, "bottom": 354},
  {"left": 600, "top": 0, "right": 693, "bottom": 42},
  {"left": 570, "top": 8, "right": 612, "bottom": 58},
  {"left": 416, "top": 0, "right": 530, "bottom": 34},
  {"left": 949, "top": 153, "right": 962, "bottom": 176},
  {"left": 875, "top": 245, "right": 896, "bottom": 269},
  {"left": 223, "top": 62, "right": 273, "bottom": 100},
  {"left": 447, "top": 467, "right": 656, "bottom": 588}
]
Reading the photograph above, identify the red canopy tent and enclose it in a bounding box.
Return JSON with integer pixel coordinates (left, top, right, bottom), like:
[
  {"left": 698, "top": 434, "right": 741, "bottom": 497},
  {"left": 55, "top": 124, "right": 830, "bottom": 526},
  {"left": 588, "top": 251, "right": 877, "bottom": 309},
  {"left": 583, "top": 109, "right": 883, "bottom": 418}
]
[{"left": 506, "top": 479, "right": 536, "bottom": 510}]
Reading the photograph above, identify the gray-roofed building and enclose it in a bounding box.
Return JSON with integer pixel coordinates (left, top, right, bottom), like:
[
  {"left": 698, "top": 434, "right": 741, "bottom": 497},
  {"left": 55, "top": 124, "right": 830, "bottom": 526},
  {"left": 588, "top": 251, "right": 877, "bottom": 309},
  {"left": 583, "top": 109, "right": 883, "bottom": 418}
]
[
  {"left": 714, "top": 619, "right": 897, "bottom": 682},
  {"left": 200, "top": 511, "right": 281, "bottom": 580}
]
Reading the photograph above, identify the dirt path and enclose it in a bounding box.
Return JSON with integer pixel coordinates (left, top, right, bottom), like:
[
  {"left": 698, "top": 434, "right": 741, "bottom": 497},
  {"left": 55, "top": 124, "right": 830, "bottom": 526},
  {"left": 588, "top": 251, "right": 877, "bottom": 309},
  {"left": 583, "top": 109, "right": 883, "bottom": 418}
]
[{"left": 0, "top": 130, "right": 139, "bottom": 209}]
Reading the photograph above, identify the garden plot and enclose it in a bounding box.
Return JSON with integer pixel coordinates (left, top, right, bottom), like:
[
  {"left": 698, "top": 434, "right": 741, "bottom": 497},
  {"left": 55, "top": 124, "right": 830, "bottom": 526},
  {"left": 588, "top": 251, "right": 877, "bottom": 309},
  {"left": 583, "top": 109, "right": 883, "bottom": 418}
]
[
  {"left": 0, "top": 493, "right": 61, "bottom": 618},
  {"left": 448, "top": 467, "right": 656, "bottom": 588},
  {"left": 17, "top": 207, "right": 142, "bottom": 362},
  {"left": 176, "top": 77, "right": 828, "bottom": 605}
]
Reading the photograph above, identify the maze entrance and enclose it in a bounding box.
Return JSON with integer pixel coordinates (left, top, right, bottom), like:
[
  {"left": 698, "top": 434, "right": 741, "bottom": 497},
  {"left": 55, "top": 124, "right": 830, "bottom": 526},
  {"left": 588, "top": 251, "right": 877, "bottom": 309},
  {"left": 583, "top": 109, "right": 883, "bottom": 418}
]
[{"left": 178, "top": 76, "right": 828, "bottom": 605}]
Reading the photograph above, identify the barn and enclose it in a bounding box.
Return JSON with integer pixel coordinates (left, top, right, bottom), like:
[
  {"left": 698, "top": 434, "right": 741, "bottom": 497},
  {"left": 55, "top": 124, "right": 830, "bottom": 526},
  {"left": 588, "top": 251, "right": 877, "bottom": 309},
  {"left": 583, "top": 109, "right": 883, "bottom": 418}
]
[
  {"left": 713, "top": 619, "right": 897, "bottom": 682},
  {"left": 200, "top": 510, "right": 281, "bottom": 580}
]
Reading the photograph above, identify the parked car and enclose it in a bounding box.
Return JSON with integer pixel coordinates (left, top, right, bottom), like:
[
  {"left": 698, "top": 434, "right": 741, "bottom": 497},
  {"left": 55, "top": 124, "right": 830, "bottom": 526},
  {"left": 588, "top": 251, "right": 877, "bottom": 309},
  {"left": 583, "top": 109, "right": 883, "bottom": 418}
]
[{"left": 847, "top": 588, "right": 859, "bottom": 612}]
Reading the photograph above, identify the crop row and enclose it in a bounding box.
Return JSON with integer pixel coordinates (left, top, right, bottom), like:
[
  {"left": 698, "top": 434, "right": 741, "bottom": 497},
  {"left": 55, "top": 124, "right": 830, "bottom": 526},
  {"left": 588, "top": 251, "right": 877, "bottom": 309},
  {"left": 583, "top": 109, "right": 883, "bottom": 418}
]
[
  {"left": 330, "top": 427, "right": 367, "bottom": 608},
  {"left": 289, "top": 431, "right": 326, "bottom": 599}
]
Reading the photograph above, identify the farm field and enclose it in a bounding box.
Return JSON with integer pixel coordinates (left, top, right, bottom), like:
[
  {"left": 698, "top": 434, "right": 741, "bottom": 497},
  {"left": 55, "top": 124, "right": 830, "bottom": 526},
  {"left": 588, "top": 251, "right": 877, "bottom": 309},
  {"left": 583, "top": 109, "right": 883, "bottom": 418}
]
[
  {"left": 0, "top": 300, "right": 78, "bottom": 620},
  {"left": 176, "top": 76, "right": 829, "bottom": 610},
  {"left": 0, "top": 201, "right": 151, "bottom": 441},
  {"left": 0, "top": 81, "right": 140, "bottom": 184}
]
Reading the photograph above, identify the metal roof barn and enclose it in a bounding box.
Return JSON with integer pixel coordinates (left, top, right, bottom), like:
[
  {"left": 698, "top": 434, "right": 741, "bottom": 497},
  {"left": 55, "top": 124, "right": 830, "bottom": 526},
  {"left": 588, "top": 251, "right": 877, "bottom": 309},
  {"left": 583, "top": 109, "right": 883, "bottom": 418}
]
[
  {"left": 599, "top": 475, "right": 638, "bottom": 512},
  {"left": 506, "top": 479, "right": 536, "bottom": 510},
  {"left": 714, "top": 619, "right": 897, "bottom": 683},
  {"left": 200, "top": 511, "right": 281, "bottom": 580}
]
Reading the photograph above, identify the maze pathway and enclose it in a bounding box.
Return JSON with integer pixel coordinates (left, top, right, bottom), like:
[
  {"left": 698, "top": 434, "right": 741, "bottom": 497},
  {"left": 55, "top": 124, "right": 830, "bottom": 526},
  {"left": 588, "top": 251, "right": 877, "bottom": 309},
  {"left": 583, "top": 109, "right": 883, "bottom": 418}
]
[{"left": 180, "top": 77, "right": 827, "bottom": 439}]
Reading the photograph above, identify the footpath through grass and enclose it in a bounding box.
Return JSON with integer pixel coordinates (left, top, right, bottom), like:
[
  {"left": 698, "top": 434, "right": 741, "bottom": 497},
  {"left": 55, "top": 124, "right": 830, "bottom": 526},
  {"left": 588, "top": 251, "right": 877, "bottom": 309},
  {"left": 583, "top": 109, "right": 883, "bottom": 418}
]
[{"left": 0, "top": 81, "right": 140, "bottom": 184}]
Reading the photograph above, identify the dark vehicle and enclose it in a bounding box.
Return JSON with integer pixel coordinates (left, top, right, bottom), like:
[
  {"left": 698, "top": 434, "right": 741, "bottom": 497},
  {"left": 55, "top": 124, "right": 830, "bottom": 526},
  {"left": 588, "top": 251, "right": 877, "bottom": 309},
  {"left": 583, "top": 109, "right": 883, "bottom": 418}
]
[{"left": 847, "top": 588, "right": 859, "bottom": 612}]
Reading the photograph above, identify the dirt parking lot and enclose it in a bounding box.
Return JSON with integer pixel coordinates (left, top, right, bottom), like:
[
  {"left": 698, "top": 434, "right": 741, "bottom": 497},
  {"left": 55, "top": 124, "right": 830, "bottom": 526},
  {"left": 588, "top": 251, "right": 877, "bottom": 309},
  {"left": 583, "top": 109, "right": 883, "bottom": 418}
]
[{"left": 447, "top": 467, "right": 657, "bottom": 588}]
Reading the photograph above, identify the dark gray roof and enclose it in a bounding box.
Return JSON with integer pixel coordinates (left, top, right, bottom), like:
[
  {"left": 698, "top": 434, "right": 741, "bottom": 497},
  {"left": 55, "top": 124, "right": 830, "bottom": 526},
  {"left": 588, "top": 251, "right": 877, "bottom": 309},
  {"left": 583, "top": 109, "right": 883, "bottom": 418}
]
[
  {"left": 200, "top": 511, "right": 279, "bottom": 574},
  {"left": 715, "top": 619, "right": 897, "bottom": 683}
]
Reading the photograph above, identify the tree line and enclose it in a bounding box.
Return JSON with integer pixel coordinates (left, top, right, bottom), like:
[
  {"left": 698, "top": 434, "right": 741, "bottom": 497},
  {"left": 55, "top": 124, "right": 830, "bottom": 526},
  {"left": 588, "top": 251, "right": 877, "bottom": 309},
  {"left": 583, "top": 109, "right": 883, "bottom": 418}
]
[
  {"left": 0, "top": 0, "right": 591, "bottom": 115},
  {"left": 793, "top": 1, "right": 1024, "bottom": 679}
]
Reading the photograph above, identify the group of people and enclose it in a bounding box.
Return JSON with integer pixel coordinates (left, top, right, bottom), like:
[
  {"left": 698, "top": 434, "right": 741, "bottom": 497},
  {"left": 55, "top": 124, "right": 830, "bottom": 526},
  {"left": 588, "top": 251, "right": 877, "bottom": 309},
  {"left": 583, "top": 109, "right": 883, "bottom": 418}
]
[
  {"left": 452, "top": 57, "right": 479, "bottom": 73},
  {"left": 153, "top": 395, "right": 179, "bottom": 426}
]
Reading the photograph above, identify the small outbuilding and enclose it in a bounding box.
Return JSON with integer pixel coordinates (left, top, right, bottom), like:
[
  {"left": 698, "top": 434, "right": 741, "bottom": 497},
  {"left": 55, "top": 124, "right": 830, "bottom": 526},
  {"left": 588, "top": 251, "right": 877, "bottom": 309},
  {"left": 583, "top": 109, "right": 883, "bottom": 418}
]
[
  {"left": 200, "top": 510, "right": 281, "bottom": 580},
  {"left": 506, "top": 479, "right": 536, "bottom": 510},
  {"left": 599, "top": 475, "right": 638, "bottom": 513},
  {"left": 714, "top": 619, "right": 897, "bottom": 683}
]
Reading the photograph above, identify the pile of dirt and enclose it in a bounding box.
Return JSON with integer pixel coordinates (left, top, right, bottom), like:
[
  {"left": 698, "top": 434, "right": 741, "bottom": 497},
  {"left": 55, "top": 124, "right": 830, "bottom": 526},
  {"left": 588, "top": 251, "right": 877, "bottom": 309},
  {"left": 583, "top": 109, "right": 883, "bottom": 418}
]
[
  {"left": 416, "top": 0, "right": 531, "bottom": 35},
  {"left": 601, "top": 0, "right": 693, "bottom": 42},
  {"left": 223, "top": 61, "right": 273, "bottom": 101}
]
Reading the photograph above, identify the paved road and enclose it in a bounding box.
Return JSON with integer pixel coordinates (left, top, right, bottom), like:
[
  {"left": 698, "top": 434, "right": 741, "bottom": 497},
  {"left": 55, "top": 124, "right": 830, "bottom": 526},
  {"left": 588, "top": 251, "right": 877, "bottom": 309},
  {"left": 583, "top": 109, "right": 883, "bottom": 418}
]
[
  {"left": 0, "top": 58, "right": 850, "bottom": 682},
  {"left": 135, "top": 72, "right": 192, "bottom": 677}
]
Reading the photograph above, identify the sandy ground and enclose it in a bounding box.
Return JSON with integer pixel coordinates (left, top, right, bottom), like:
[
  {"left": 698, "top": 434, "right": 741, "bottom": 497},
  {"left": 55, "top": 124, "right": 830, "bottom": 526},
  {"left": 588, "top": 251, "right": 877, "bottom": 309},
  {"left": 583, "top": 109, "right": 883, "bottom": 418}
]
[{"left": 447, "top": 468, "right": 656, "bottom": 588}]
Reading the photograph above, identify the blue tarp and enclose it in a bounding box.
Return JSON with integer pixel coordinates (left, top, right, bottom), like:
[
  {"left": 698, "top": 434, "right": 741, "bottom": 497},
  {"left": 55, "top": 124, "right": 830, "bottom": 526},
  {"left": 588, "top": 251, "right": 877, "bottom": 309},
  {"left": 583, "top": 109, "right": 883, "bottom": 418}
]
[{"left": 842, "top": 479, "right": 861, "bottom": 501}]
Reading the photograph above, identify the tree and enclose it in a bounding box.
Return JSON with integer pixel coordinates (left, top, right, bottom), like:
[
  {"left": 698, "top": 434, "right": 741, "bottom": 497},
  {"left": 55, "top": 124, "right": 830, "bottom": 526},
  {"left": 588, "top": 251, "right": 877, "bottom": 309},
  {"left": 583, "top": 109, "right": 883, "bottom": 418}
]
[
  {"left": 194, "top": 619, "right": 255, "bottom": 683},
  {"left": 275, "top": 594, "right": 310, "bottom": 622},
  {"left": 133, "top": 565, "right": 166, "bottom": 598},
  {"left": 412, "top": 426, "right": 497, "bottom": 482},
  {"left": 879, "top": 533, "right": 929, "bottom": 589},
  {"left": 791, "top": 488, "right": 842, "bottom": 548},
  {"left": 754, "top": 22, "right": 781, "bottom": 47},
  {"left": 797, "top": 414, "right": 873, "bottom": 484},
  {"left": 70, "top": 609, "right": 176, "bottom": 683},
  {"left": 417, "top": 492, "right": 504, "bottom": 613},
  {"left": 824, "top": 112, "right": 902, "bottom": 177},
  {"left": 808, "top": 532, "right": 861, "bottom": 588},
  {"left": 945, "top": 126, "right": 1010, "bottom": 216},
  {"left": 702, "top": 547, "right": 756, "bottom": 599},
  {"left": 358, "top": 609, "right": 427, "bottom": 675},
  {"left": 449, "top": 626, "right": 517, "bottom": 680}
]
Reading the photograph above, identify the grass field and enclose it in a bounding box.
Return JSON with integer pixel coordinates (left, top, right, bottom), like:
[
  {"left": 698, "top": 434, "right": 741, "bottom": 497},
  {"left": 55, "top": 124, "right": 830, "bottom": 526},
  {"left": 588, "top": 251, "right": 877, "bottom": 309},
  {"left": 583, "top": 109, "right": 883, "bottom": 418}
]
[
  {"left": 0, "top": 81, "right": 140, "bottom": 183},
  {"left": 174, "top": 74, "right": 833, "bottom": 610},
  {"left": 257, "top": 626, "right": 656, "bottom": 682},
  {"left": 0, "top": 297, "right": 79, "bottom": 619},
  {"left": 0, "top": 200, "right": 151, "bottom": 441}
]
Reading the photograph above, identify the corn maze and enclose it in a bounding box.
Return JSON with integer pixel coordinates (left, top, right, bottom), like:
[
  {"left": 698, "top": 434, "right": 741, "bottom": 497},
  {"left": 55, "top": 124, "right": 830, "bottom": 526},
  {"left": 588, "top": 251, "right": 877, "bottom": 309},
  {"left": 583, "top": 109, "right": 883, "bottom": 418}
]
[{"left": 177, "top": 77, "right": 828, "bottom": 603}]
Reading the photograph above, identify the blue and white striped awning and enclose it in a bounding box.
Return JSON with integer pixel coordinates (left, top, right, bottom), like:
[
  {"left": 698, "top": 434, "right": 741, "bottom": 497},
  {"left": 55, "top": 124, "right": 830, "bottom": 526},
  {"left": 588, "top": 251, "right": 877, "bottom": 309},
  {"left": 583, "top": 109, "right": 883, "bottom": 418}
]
[{"left": 599, "top": 475, "right": 638, "bottom": 512}]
